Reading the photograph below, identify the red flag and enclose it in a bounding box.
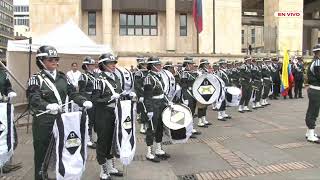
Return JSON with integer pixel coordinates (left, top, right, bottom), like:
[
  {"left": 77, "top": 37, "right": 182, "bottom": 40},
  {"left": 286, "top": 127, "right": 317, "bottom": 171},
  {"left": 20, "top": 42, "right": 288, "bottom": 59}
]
[{"left": 192, "top": 0, "right": 203, "bottom": 33}]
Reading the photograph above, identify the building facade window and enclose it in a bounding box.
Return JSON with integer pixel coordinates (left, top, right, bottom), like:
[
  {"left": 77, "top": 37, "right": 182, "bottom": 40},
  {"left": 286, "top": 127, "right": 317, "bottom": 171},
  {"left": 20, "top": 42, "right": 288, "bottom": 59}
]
[
  {"left": 119, "top": 13, "right": 158, "bottom": 36},
  {"left": 88, "top": 11, "right": 96, "bottom": 36},
  {"left": 0, "top": 35, "right": 9, "bottom": 46},
  {"left": 14, "top": 17, "right": 29, "bottom": 26},
  {"left": 180, "top": 14, "right": 187, "bottom": 36},
  {"left": 1, "top": 1, "right": 13, "bottom": 13},
  {"left": 0, "top": 12, "right": 13, "bottom": 25},
  {"left": 0, "top": 23, "right": 13, "bottom": 36},
  {"left": 251, "top": 28, "right": 255, "bottom": 44},
  {"left": 14, "top": 5, "right": 28, "bottom": 12},
  {"left": 241, "top": 29, "right": 244, "bottom": 44}
]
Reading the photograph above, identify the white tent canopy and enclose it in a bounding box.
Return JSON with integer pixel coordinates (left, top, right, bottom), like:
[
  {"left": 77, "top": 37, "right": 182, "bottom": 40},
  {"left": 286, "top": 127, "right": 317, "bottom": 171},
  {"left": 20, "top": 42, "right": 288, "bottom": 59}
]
[
  {"left": 7, "top": 20, "right": 112, "bottom": 105},
  {"left": 7, "top": 20, "right": 112, "bottom": 55}
]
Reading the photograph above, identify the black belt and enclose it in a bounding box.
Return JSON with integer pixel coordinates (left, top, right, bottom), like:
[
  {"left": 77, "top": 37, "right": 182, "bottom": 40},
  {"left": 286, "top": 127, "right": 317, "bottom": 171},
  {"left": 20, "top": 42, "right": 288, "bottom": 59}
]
[{"left": 120, "top": 95, "right": 131, "bottom": 100}]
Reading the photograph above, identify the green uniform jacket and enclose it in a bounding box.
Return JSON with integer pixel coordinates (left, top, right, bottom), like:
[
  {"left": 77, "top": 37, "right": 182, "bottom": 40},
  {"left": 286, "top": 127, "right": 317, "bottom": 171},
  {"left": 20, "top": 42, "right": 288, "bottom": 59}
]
[
  {"left": 134, "top": 69, "right": 148, "bottom": 98},
  {"left": 92, "top": 72, "right": 122, "bottom": 106},
  {"left": 179, "top": 70, "right": 198, "bottom": 100},
  {"left": 78, "top": 71, "right": 97, "bottom": 100},
  {"left": 261, "top": 64, "right": 271, "bottom": 79},
  {"left": 230, "top": 68, "right": 240, "bottom": 87},
  {"left": 143, "top": 71, "right": 165, "bottom": 113},
  {"left": 307, "top": 57, "right": 320, "bottom": 86},
  {"left": 239, "top": 64, "right": 252, "bottom": 85},
  {"left": 0, "top": 68, "right": 13, "bottom": 96},
  {"left": 251, "top": 65, "right": 262, "bottom": 81},
  {"left": 27, "top": 70, "right": 86, "bottom": 115}
]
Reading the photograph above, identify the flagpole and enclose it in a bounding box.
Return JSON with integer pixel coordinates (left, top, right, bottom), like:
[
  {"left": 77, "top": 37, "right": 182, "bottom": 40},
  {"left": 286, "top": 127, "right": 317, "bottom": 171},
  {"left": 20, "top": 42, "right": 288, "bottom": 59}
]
[{"left": 197, "top": 29, "right": 199, "bottom": 54}]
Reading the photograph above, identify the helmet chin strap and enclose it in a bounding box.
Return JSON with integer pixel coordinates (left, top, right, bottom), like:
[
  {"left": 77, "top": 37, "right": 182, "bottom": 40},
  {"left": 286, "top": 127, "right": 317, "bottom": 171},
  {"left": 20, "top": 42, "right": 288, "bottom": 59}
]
[
  {"left": 152, "top": 64, "right": 161, "bottom": 72},
  {"left": 38, "top": 60, "right": 48, "bottom": 70},
  {"left": 102, "top": 63, "right": 114, "bottom": 73}
]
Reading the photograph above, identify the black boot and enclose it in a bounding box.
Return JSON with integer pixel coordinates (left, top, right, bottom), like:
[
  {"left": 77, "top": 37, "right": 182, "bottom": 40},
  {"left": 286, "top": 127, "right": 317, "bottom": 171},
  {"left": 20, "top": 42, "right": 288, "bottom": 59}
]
[{"left": 2, "top": 162, "right": 22, "bottom": 173}]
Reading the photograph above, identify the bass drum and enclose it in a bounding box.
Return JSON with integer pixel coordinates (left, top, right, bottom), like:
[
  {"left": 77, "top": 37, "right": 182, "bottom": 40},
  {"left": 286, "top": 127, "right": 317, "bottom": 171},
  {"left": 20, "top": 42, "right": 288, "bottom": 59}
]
[
  {"left": 162, "top": 104, "right": 193, "bottom": 144},
  {"left": 225, "top": 86, "right": 241, "bottom": 107},
  {"left": 192, "top": 74, "right": 222, "bottom": 105}
]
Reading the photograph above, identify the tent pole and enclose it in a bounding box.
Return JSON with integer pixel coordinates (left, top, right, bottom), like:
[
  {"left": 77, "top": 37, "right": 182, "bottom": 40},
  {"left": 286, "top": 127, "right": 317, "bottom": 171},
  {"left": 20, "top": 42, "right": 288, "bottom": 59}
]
[{"left": 26, "top": 37, "right": 32, "bottom": 134}]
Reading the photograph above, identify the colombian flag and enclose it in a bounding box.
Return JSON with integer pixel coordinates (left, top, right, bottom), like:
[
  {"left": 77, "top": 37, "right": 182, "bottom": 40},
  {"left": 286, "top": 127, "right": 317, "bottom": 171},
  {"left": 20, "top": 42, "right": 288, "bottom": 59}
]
[
  {"left": 192, "top": 0, "right": 203, "bottom": 33},
  {"left": 280, "top": 49, "right": 294, "bottom": 96}
]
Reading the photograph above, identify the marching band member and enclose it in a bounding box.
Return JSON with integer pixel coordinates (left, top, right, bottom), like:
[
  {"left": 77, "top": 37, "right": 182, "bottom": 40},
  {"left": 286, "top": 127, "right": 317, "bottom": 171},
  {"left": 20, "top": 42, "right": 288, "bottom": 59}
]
[
  {"left": 211, "top": 63, "right": 219, "bottom": 111},
  {"left": 27, "top": 45, "right": 92, "bottom": 180},
  {"left": 251, "top": 58, "right": 263, "bottom": 109},
  {"left": 230, "top": 61, "right": 241, "bottom": 88},
  {"left": 197, "top": 59, "right": 212, "bottom": 126},
  {"left": 216, "top": 59, "right": 232, "bottom": 121},
  {"left": 143, "top": 57, "right": 170, "bottom": 162},
  {"left": 0, "top": 62, "right": 16, "bottom": 100},
  {"left": 238, "top": 57, "right": 253, "bottom": 113},
  {"left": 261, "top": 58, "right": 272, "bottom": 106},
  {"left": 79, "top": 56, "right": 98, "bottom": 149},
  {"left": 92, "top": 53, "right": 123, "bottom": 180},
  {"left": 134, "top": 56, "right": 149, "bottom": 134},
  {"left": 270, "top": 57, "right": 281, "bottom": 100},
  {"left": 180, "top": 57, "right": 202, "bottom": 135},
  {"left": 0, "top": 61, "right": 21, "bottom": 173},
  {"left": 305, "top": 44, "right": 320, "bottom": 143},
  {"left": 293, "top": 56, "right": 304, "bottom": 99}
]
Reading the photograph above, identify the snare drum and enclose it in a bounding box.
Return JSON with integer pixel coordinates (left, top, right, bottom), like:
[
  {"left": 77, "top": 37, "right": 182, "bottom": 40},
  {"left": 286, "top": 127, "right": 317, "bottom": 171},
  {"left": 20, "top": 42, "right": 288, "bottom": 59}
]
[
  {"left": 225, "top": 86, "right": 241, "bottom": 107},
  {"left": 162, "top": 104, "right": 193, "bottom": 144}
]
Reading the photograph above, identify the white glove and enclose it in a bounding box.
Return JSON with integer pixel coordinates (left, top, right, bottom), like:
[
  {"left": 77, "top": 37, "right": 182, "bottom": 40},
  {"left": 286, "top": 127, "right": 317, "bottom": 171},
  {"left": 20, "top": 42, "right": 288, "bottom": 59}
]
[
  {"left": 139, "top": 97, "right": 144, "bottom": 103},
  {"left": 8, "top": 92, "right": 17, "bottom": 98},
  {"left": 83, "top": 101, "right": 93, "bottom": 109},
  {"left": 129, "top": 91, "right": 136, "bottom": 98},
  {"left": 183, "top": 100, "right": 189, "bottom": 106},
  {"left": 261, "top": 79, "right": 263, "bottom": 82},
  {"left": 46, "top": 103, "right": 60, "bottom": 114},
  {"left": 147, "top": 112, "right": 154, "bottom": 120},
  {"left": 168, "top": 101, "right": 174, "bottom": 108},
  {"left": 109, "top": 93, "right": 120, "bottom": 102}
]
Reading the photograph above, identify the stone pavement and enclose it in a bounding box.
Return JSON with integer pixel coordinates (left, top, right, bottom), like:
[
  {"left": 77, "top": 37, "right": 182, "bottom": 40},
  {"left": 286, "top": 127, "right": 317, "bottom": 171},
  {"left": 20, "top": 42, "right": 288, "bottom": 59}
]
[{"left": 3, "top": 90, "right": 320, "bottom": 180}]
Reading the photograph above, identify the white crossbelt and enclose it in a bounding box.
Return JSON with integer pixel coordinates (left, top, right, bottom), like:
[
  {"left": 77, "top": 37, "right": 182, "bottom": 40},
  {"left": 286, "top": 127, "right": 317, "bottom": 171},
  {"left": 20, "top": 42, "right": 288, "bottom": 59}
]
[
  {"left": 309, "top": 85, "right": 320, "bottom": 90},
  {"left": 152, "top": 94, "right": 164, "bottom": 99},
  {"left": 107, "top": 103, "right": 115, "bottom": 108}
]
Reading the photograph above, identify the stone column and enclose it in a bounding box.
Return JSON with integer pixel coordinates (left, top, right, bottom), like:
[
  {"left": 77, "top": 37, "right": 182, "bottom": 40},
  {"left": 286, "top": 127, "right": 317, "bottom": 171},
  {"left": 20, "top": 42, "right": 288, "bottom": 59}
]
[
  {"left": 311, "top": 11, "right": 319, "bottom": 48},
  {"left": 102, "top": 0, "right": 112, "bottom": 45},
  {"left": 166, "top": 0, "right": 176, "bottom": 52},
  {"left": 198, "top": 0, "right": 214, "bottom": 54},
  {"left": 264, "top": 0, "right": 304, "bottom": 54},
  {"left": 214, "top": 0, "right": 242, "bottom": 54}
]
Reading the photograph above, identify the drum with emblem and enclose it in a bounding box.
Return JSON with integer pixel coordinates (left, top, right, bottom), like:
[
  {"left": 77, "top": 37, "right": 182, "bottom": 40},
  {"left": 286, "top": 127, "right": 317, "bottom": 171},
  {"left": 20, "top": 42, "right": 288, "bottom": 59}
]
[
  {"left": 51, "top": 110, "right": 88, "bottom": 180},
  {"left": 0, "top": 103, "right": 14, "bottom": 167},
  {"left": 162, "top": 104, "right": 193, "bottom": 144},
  {"left": 192, "top": 74, "right": 222, "bottom": 105},
  {"left": 114, "top": 100, "right": 136, "bottom": 165}
]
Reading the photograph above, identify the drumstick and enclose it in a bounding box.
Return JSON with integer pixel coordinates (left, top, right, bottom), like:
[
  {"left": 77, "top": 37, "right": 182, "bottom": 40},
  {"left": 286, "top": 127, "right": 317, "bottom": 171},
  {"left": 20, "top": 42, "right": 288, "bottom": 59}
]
[
  {"left": 41, "top": 134, "right": 55, "bottom": 179},
  {"left": 36, "top": 101, "right": 73, "bottom": 117},
  {"left": 140, "top": 101, "right": 154, "bottom": 131}
]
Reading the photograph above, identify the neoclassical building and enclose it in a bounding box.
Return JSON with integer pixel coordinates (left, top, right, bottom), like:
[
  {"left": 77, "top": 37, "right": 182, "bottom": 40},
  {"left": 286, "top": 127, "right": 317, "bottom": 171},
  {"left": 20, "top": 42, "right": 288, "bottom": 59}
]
[{"left": 29, "top": 0, "right": 319, "bottom": 55}]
